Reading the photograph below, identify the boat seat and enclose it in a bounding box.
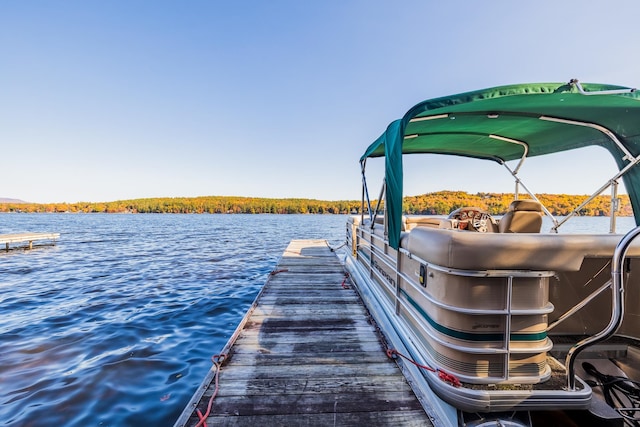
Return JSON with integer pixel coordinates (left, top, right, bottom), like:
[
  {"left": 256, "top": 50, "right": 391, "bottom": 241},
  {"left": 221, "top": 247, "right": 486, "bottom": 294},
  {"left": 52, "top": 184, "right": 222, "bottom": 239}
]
[
  {"left": 404, "top": 216, "right": 444, "bottom": 230},
  {"left": 499, "top": 199, "right": 543, "bottom": 233}
]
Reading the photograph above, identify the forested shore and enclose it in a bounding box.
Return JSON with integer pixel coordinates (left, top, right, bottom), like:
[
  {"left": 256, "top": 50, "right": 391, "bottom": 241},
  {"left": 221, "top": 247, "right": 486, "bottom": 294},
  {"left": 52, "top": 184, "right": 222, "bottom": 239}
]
[{"left": 0, "top": 192, "right": 631, "bottom": 216}]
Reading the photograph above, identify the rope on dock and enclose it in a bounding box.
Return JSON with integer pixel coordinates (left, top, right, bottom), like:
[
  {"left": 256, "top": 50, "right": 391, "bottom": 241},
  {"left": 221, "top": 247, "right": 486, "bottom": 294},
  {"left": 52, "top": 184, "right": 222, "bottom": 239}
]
[
  {"left": 194, "top": 353, "right": 227, "bottom": 427},
  {"left": 341, "top": 272, "right": 350, "bottom": 289},
  {"left": 327, "top": 241, "right": 347, "bottom": 252},
  {"left": 386, "top": 348, "right": 461, "bottom": 387}
]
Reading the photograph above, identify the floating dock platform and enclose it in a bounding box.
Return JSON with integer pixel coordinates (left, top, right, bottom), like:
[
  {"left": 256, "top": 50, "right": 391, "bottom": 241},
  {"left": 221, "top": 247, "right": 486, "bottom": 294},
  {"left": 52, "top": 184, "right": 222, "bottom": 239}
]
[
  {"left": 0, "top": 232, "right": 60, "bottom": 251},
  {"left": 174, "top": 239, "right": 433, "bottom": 426}
]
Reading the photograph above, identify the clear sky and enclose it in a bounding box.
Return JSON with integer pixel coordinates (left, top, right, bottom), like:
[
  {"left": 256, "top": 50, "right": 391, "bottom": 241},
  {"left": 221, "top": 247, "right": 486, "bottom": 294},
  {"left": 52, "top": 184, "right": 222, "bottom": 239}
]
[{"left": 2, "top": 1, "right": 639, "bottom": 203}]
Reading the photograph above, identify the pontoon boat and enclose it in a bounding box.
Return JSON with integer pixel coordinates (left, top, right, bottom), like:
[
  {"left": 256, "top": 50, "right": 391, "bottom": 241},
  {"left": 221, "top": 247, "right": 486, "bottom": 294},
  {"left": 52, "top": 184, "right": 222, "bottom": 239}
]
[{"left": 343, "top": 80, "right": 640, "bottom": 426}]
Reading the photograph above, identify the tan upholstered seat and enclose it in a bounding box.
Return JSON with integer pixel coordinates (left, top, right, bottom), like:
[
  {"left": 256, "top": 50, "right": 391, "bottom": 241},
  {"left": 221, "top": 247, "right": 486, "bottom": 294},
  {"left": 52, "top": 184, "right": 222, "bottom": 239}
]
[{"left": 498, "top": 200, "right": 543, "bottom": 233}]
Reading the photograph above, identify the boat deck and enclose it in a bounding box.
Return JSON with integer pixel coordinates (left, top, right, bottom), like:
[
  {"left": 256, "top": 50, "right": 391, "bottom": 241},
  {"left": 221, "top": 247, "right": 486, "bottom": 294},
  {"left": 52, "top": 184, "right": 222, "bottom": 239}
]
[
  {"left": 174, "top": 239, "right": 432, "bottom": 427},
  {"left": 0, "top": 232, "right": 60, "bottom": 251}
]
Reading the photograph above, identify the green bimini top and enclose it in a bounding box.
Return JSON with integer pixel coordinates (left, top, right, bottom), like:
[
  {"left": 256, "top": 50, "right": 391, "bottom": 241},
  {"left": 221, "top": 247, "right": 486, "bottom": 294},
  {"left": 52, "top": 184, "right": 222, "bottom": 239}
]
[{"left": 361, "top": 80, "right": 640, "bottom": 249}]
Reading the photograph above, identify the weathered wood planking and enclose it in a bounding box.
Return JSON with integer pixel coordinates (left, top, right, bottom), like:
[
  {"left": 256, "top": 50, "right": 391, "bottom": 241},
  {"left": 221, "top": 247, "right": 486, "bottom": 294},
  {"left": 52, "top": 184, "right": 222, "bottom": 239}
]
[
  {"left": 175, "top": 239, "right": 433, "bottom": 426},
  {"left": 0, "top": 232, "right": 60, "bottom": 251}
]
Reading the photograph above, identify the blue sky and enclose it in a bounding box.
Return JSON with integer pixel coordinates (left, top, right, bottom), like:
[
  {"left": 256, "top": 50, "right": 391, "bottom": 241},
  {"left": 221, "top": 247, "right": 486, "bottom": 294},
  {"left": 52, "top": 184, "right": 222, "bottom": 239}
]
[{"left": 2, "top": 1, "right": 639, "bottom": 203}]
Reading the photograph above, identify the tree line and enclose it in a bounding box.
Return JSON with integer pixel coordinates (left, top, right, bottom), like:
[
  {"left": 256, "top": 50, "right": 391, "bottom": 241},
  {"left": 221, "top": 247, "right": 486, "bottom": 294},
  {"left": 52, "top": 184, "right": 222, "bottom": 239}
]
[
  {"left": 0, "top": 192, "right": 631, "bottom": 216},
  {"left": 402, "top": 191, "right": 632, "bottom": 216},
  {"left": 0, "top": 196, "right": 360, "bottom": 214}
]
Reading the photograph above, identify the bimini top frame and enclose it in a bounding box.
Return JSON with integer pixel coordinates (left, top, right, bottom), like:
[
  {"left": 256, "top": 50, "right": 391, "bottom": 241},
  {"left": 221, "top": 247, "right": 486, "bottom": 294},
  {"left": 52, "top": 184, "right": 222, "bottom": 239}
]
[{"left": 360, "top": 80, "right": 640, "bottom": 248}]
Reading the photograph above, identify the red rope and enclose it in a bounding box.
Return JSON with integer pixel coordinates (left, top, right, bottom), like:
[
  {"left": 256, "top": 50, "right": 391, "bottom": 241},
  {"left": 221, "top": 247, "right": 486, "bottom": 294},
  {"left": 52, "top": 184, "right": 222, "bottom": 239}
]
[
  {"left": 270, "top": 268, "right": 288, "bottom": 275},
  {"left": 341, "top": 272, "right": 350, "bottom": 289},
  {"left": 386, "top": 348, "right": 461, "bottom": 387},
  {"left": 194, "top": 353, "right": 227, "bottom": 427}
]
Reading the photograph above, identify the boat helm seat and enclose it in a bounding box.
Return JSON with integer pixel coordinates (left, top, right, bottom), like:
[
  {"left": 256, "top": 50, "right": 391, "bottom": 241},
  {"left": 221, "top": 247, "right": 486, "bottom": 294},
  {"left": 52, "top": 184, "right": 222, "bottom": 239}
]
[{"left": 498, "top": 199, "right": 543, "bottom": 233}]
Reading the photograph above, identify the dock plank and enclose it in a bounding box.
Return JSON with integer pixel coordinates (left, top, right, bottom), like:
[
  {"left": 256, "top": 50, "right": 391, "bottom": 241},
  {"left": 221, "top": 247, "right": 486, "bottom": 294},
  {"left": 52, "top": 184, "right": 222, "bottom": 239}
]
[
  {"left": 202, "top": 410, "right": 430, "bottom": 427},
  {"left": 199, "top": 391, "right": 425, "bottom": 416},
  {"left": 207, "top": 374, "right": 417, "bottom": 394},
  {"left": 175, "top": 239, "right": 432, "bottom": 427}
]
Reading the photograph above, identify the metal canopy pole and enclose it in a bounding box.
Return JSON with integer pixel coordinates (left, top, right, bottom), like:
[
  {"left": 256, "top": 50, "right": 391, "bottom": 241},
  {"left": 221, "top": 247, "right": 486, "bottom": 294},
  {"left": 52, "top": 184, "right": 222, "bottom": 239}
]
[
  {"left": 360, "top": 159, "right": 373, "bottom": 222},
  {"left": 610, "top": 180, "right": 619, "bottom": 234}
]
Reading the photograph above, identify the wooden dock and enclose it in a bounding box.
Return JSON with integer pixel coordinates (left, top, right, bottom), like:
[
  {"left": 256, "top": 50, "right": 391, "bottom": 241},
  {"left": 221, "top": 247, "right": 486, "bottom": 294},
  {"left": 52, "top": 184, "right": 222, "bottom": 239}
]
[
  {"left": 0, "top": 232, "right": 60, "bottom": 251},
  {"left": 175, "top": 239, "right": 433, "bottom": 427}
]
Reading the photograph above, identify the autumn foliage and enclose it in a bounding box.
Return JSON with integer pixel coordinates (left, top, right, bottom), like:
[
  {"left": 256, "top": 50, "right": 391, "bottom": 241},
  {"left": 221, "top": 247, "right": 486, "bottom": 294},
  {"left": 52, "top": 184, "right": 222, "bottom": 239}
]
[
  {"left": 0, "top": 196, "right": 360, "bottom": 214},
  {"left": 402, "top": 191, "right": 632, "bottom": 217},
  {"left": 0, "top": 192, "right": 631, "bottom": 216}
]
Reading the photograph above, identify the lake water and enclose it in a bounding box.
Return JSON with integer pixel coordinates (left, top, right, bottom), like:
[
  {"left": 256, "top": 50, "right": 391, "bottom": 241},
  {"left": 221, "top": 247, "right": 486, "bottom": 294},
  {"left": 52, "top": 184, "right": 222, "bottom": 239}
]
[
  {"left": 0, "top": 213, "right": 637, "bottom": 427},
  {"left": 0, "top": 214, "right": 347, "bottom": 427}
]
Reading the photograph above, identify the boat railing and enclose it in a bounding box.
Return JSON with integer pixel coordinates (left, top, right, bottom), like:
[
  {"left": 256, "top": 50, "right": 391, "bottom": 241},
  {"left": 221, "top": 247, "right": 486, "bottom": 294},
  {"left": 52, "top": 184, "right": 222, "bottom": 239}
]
[
  {"left": 565, "top": 225, "right": 640, "bottom": 390},
  {"left": 352, "top": 224, "right": 554, "bottom": 384},
  {"left": 349, "top": 219, "right": 640, "bottom": 389}
]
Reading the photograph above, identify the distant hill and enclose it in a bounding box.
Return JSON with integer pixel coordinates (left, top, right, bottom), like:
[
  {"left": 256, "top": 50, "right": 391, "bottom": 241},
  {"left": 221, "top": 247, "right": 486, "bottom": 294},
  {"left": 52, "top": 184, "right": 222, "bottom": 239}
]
[{"left": 0, "top": 198, "right": 26, "bottom": 203}]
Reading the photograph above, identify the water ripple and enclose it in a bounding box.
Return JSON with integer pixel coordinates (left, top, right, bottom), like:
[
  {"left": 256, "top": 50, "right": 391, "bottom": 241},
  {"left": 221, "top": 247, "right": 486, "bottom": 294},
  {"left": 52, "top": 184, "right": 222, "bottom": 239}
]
[{"left": 0, "top": 213, "right": 347, "bottom": 427}]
